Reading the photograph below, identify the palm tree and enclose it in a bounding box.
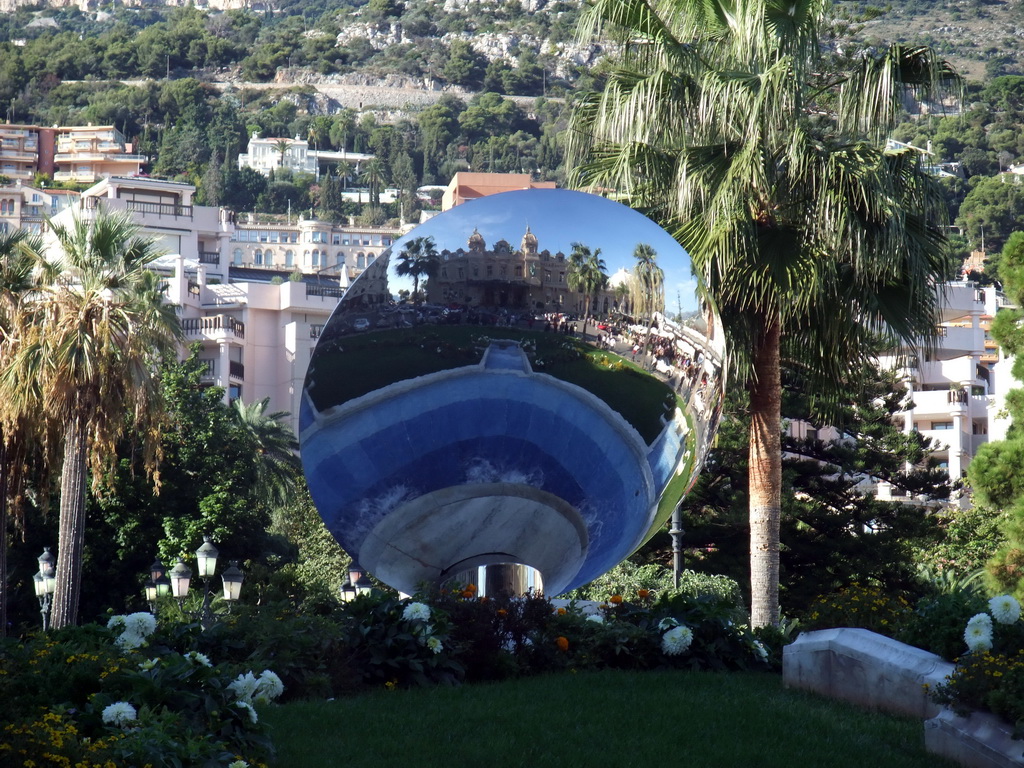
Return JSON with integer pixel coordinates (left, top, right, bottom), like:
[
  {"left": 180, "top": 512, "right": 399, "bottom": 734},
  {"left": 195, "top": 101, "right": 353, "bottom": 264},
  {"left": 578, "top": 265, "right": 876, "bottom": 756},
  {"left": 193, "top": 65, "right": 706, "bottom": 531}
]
[
  {"left": 1, "top": 210, "right": 181, "bottom": 628},
  {"left": 567, "top": 242, "right": 608, "bottom": 335},
  {"left": 395, "top": 236, "right": 440, "bottom": 305},
  {"left": 273, "top": 138, "right": 292, "bottom": 171},
  {"left": 360, "top": 157, "right": 388, "bottom": 208},
  {"left": 0, "top": 229, "right": 49, "bottom": 637},
  {"left": 230, "top": 397, "right": 301, "bottom": 510},
  {"left": 570, "top": 0, "right": 958, "bottom": 626}
]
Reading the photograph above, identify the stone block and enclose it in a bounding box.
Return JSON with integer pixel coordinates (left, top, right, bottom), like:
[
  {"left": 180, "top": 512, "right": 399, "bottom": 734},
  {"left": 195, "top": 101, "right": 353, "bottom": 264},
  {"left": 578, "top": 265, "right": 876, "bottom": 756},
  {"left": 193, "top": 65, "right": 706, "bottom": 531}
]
[
  {"left": 783, "top": 628, "right": 955, "bottom": 719},
  {"left": 925, "top": 709, "right": 1024, "bottom": 768}
]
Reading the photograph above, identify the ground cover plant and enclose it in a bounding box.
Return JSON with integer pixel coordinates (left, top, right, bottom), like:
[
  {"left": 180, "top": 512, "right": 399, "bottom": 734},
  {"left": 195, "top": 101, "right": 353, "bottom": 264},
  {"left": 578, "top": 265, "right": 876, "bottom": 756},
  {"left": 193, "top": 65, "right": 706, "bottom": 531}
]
[{"left": 262, "top": 669, "right": 956, "bottom": 768}]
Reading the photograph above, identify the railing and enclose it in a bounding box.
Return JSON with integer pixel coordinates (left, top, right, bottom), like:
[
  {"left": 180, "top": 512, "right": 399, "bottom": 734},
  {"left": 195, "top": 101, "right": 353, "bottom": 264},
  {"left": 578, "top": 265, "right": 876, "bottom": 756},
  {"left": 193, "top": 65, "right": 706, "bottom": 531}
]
[
  {"left": 125, "top": 200, "right": 193, "bottom": 218},
  {"left": 947, "top": 388, "right": 968, "bottom": 404},
  {"left": 229, "top": 360, "right": 245, "bottom": 379},
  {"left": 307, "top": 284, "right": 345, "bottom": 299},
  {"left": 180, "top": 315, "right": 245, "bottom": 339},
  {"left": 187, "top": 280, "right": 201, "bottom": 297},
  {"left": 199, "top": 251, "right": 220, "bottom": 264},
  {"left": 310, "top": 324, "right": 324, "bottom": 339}
]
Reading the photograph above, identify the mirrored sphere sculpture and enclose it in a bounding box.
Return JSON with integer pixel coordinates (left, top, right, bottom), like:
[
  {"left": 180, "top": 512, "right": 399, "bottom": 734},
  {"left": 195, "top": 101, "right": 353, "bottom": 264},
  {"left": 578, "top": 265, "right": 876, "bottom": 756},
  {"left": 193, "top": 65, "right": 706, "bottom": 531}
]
[{"left": 300, "top": 189, "right": 725, "bottom": 596}]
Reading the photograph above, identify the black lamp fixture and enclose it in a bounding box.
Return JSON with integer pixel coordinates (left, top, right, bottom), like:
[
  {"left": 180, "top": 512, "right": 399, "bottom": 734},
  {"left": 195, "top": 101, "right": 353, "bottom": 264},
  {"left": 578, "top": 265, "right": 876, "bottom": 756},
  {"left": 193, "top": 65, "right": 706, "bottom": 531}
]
[
  {"left": 144, "top": 536, "right": 243, "bottom": 627},
  {"left": 340, "top": 561, "right": 372, "bottom": 602}
]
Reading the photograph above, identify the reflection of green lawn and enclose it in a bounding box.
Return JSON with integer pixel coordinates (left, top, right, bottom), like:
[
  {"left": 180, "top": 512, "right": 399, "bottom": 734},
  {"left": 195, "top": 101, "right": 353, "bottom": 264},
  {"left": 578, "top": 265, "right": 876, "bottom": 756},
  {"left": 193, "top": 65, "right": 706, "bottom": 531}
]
[{"left": 307, "top": 326, "right": 674, "bottom": 443}]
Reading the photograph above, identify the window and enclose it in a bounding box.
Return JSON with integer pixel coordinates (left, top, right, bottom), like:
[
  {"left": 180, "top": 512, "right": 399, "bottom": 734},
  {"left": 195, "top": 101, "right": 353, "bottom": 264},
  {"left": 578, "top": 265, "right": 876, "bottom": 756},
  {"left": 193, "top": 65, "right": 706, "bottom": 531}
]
[
  {"left": 333, "top": 234, "right": 341, "bottom": 245},
  {"left": 264, "top": 249, "right": 274, "bottom": 266},
  {"left": 515, "top": 266, "right": 523, "bottom": 277},
  {"left": 342, "top": 236, "right": 351, "bottom": 245},
  {"left": 932, "top": 421, "right": 953, "bottom": 430},
  {"left": 458, "top": 267, "right": 465, "bottom": 279},
  {"left": 383, "top": 237, "right": 392, "bottom": 247},
  {"left": 356, "top": 254, "right": 365, "bottom": 269},
  {"left": 559, "top": 272, "right": 565, "bottom": 283},
  {"left": 259, "top": 231, "right": 268, "bottom": 242},
  {"left": 285, "top": 250, "right": 294, "bottom": 267},
  {"left": 254, "top": 249, "right": 263, "bottom": 266},
  {"left": 233, "top": 248, "right": 243, "bottom": 265},
  {"left": 270, "top": 231, "right": 279, "bottom": 243},
  {"left": 312, "top": 249, "right": 321, "bottom": 267}
]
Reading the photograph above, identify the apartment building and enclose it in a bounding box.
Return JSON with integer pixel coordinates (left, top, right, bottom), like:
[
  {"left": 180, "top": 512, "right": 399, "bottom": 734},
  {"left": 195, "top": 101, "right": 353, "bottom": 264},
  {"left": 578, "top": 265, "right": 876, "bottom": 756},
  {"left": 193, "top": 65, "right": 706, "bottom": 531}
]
[
  {"left": 441, "top": 172, "right": 557, "bottom": 211},
  {"left": 0, "top": 179, "right": 78, "bottom": 234},
  {"left": 46, "top": 176, "right": 368, "bottom": 434},
  {"left": 0, "top": 124, "right": 54, "bottom": 181},
  {"left": 53, "top": 125, "right": 147, "bottom": 184}
]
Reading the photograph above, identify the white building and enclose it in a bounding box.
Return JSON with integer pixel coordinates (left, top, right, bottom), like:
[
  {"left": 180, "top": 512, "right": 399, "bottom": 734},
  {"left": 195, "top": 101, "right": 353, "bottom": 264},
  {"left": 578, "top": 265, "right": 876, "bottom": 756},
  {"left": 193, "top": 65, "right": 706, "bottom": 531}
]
[
  {"left": 237, "top": 132, "right": 375, "bottom": 179},
  {"left": 0, "top": 179, "right": 79, "bottom": 234},
  {"left": 46, "top": 176, "right": 398, "bottom": 434},
  {"left": 874, "top": 281, "right": 1010, "bottom": 503}
]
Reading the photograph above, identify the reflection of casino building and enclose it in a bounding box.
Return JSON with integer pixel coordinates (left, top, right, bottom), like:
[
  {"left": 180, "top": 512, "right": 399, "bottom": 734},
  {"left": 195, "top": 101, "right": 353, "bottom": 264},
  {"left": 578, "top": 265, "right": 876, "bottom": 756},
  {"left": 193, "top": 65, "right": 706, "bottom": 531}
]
[{"left": 429, "top": 227, "right": 612, "bottom": 312}]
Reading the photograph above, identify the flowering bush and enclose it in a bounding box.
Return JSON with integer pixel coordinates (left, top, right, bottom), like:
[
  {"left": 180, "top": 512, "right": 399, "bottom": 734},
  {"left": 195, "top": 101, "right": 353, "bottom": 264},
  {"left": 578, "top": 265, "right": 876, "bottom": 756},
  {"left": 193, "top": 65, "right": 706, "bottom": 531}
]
[
  {"left": 803, "top": 583, "right": 912, "bottom": 635},
  {"left": 929, "top": 594, "right": 1024, "bottom": 734},
  {"left": 0, "top": 617, "right": 282, "bottom": 768}
]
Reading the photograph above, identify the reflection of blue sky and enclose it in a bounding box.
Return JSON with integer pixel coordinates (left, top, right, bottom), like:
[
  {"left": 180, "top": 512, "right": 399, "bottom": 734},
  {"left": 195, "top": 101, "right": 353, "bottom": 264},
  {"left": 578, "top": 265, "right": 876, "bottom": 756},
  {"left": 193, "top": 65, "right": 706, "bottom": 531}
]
[{"left": 390, "top": 189, "right": 700, "bottom": 314}]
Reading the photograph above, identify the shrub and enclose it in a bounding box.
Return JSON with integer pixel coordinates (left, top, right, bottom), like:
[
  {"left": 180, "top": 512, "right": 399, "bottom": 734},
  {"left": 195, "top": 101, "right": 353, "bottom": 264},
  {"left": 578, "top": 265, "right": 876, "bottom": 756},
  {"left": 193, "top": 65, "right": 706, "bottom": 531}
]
[
  {"left": 802, "top": 583, "right": 912, "bottom": 635},
  {"left": 564, "top": 561, "right": 743, "bottom": 607}
]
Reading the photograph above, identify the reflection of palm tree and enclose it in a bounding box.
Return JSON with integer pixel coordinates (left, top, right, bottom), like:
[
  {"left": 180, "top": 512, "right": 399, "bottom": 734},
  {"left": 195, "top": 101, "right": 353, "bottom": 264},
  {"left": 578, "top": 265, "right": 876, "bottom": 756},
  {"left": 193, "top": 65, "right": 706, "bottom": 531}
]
[
  {"left": 633, "top": 243, "right": 664, "bottom": 363},
  {"left": 395, "top": 236, "right": 440, "bottom": 304},
  {"left": 567, "top": 242, "right": 608, "bottom": 335}
]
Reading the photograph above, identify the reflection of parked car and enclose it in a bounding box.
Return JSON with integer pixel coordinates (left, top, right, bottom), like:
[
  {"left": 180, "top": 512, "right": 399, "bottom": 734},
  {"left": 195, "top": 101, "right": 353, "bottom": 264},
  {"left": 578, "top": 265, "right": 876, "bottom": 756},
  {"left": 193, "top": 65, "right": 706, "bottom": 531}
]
[{"left": 352, "top": 318, "right": 371, "bottom": 331}]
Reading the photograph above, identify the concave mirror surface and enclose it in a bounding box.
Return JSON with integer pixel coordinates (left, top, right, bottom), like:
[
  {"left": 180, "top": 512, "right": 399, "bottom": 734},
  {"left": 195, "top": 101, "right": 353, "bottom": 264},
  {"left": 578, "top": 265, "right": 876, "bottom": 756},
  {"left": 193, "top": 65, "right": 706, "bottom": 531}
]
[{"left": 300, "top": 188, "right": 725, "bottom": 596}]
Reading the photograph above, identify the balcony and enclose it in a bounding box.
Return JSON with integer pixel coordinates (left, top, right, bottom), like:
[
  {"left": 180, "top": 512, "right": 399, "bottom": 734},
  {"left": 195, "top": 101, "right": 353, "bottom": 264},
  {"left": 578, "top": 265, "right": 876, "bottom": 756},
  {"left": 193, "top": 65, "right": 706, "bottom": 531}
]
[
  {"left": 181, "top": 315, "right": 245, "bottom": 340},
  {"left": 199, "top": 251, "right": 220, "bottom": 265},
  {"left": 125, "top": 200, "right": 193, "bottom": 218},
  {"left": 310, "top": 324, "right": 324, "bottom": 339},
  {"left": 307, "top": 284, "right": 346, "bottom": 299},
  {"left": 229, "top": 360, "right": 245, "bottom": 379}
]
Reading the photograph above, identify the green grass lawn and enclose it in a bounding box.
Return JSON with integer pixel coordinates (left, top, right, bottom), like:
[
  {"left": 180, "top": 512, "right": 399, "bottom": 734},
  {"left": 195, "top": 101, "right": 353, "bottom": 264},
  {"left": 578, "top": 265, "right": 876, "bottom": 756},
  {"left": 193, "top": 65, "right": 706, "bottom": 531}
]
[
  {"left": 308, "top": 326, "right": 675, "bottom": 443},
  {"left": 262, "top": 670, "right": 954, "bottom": 768}
]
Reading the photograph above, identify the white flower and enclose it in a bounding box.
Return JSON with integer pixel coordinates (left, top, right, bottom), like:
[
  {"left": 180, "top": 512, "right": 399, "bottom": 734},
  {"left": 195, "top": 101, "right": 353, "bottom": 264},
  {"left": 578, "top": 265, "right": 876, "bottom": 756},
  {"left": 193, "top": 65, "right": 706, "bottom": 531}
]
[
  {"left": 138, "top": 658, "right": 159, "bottom": 671},
  {"left": 106, "top": 615, "right": 126, "bottom": 631},
  {"left": 658, "top": 617, "right": 680, "bottom": 631},
  {"left": 228, "top": 672, "right": 261, "bottom": 703},
  {"left": 965, "top": 614, "right": 994, "bottom": 653},
  {"left": 661, "top": 625, "right": 694, "bottom": 656},
  {"left": 228, "top": 762, "right": 249, "bottom": 768},
  {"left": 989, "top": 595, "right": 1021, "bottom": 625},
  {"left": 255, "top": 670, "right": 285, "bottom": 702},
  {"left": 184, "top": 651, "right": 212, "bottom": 668},
  {"left": 236, "top": 700, "right": 258, "bottom": 724},
  {"left": 426, "top": 636, "right": 443, "bottom": 654},
  {"left": 115, "top": 630, "right": 146, "bottom": 651},
  {"left": 752, "top": 640, "right": 768, "bottom": 662},
  {"left": 124, "top": 612, "right": 157, "bottom": 637},
  {"left": 586, "top": 614, "right": 604, "bottom": 624},
  {"left": 402, "top": 602, "right": 431, "bottom": 621},
  {"left": 102, "top": 701, "right": 137, "bottom": 727}
]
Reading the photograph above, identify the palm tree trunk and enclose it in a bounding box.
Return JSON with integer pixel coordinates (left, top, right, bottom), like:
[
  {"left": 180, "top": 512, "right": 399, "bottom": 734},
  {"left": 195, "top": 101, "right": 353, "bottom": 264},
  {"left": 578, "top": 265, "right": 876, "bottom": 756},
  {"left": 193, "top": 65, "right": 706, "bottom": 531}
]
[
  {"left": 0, "top": 438, "right": 7, "bottom": 638},
  {"left": 749, "top": 314, "right": 782, "bottom": 628},
  {"left": 51, "top": 415, "right": 89, "bottom": 629}
]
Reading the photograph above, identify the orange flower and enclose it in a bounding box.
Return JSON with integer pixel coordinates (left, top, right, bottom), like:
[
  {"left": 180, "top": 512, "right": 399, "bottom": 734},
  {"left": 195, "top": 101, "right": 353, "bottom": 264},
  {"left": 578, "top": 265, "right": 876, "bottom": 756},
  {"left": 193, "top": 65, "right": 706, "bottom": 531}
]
[
  {"left": 557, "top": 608, "right": 567, "bottom": 616},
  {"left": 637, "top": 589, "right": 651, "bottom": 599},
  {"left": 466, "top": 583, "right": 478, "bottom": 593},
  {"left": 610, "top": 594, "right": 623, "bottom": 604},
  {"left": 461, "top": 590, "right": 474, "bottom": 598},
  {"left": 497, "top": 609, "right": 508, "bottom": 617},
  {"left": 556, "top": 636, "right": 569, "bottom": 652}
]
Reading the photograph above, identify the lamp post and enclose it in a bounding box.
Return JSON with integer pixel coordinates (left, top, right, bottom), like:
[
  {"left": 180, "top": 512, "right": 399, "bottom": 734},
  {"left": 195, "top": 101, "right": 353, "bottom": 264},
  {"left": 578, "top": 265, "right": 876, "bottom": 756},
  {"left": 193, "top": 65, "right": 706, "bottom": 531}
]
[
  {"left": 33, "top": 547, "right": 56, "bottom": 631},
  {"left": 339, "top": 562, "right": 373, "bottom": 602},
  {"left": 144, "top": 536, "right": 243, "bottom": 628}
]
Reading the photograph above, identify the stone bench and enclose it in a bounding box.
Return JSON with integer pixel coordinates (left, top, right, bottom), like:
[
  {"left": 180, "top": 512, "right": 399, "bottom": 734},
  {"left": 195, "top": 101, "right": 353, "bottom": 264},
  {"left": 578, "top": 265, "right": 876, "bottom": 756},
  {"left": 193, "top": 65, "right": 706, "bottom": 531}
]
[{"left": 782, "top": 627, "right": 954, "bottom": 719}]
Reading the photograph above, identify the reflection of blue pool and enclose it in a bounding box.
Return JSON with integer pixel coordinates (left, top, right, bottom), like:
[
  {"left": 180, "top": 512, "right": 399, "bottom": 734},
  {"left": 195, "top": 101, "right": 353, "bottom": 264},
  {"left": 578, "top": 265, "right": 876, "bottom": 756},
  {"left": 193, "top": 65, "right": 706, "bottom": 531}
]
[{"left": 300, "top": 343, "right": 689, "bottom": 596}]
